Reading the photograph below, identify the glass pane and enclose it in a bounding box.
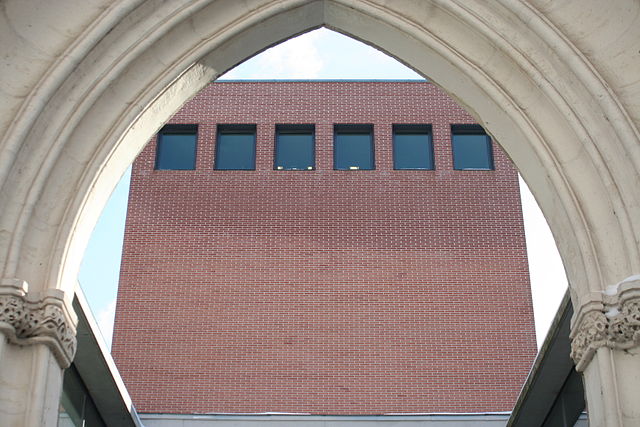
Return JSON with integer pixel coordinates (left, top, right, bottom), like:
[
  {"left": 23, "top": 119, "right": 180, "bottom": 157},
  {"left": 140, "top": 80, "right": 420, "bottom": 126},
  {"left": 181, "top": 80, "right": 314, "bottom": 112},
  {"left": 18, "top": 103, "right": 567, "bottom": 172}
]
[
  {"left": 58, "top": 403, "right": 82, "bottom": 427},
  {"left": 59, "top": 366, "right": 108, "bottom": 427},
  {"left": 394, "top": 132, "right": 433, "bottom": 169},
  {"left": 334, "top": 132, "right": 374, "bottom": 170},
  {"left": 275, "top": 132, "right": 314, "bottom": 170},
  {"left": 156, "top": 133, "right": 197, "bottom": 170},
  {"left": 216, "top": 132, "right": 256, "bottom": 170},
  {"left": 83, "top": 400, "right": 107, "bottom": 427},
  {"left": 58, "top": 410, "right": 80, "bottom": 427},
  {"left": 59, "top": 367, "right": 85, "bottom": 427},
  {"left": 452, "top": 133, "right": 493, "bottom": 170}
]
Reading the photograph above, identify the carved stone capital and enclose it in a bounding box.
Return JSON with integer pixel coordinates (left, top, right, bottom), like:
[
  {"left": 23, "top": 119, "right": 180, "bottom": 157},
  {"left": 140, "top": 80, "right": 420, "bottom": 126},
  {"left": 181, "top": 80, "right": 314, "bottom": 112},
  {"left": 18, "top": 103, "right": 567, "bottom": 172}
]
[
  {"left": 0, "top": 279, "right": 77, "bottom": 368},
  {"left": 571, "top": 276, "right": 640, "bottom": 371}
]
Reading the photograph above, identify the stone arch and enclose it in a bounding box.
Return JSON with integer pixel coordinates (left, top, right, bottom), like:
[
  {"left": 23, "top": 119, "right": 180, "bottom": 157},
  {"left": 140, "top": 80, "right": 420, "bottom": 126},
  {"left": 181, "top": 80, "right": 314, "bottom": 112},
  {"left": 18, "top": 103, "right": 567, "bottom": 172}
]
[{"left": 0, "top": 1, "right": 638, "bottom": 425}]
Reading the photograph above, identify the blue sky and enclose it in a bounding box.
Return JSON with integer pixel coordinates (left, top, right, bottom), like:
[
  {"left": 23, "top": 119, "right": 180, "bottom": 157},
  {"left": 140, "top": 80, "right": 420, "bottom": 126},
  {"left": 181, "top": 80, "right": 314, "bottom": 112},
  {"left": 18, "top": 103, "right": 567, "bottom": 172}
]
[{"left": 78, "top": 28, "right": 567, "bottom": 349}]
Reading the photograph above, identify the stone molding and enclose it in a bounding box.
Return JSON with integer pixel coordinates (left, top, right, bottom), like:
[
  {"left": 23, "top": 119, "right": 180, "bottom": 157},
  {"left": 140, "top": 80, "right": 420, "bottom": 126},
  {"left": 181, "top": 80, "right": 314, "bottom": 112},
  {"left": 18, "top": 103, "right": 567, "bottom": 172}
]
[
  {"left": 0, "top": 279, "right": 77, "bottom": 368},
  {"left": 570, "top": 276, "right": 640, "bottom": 371}
]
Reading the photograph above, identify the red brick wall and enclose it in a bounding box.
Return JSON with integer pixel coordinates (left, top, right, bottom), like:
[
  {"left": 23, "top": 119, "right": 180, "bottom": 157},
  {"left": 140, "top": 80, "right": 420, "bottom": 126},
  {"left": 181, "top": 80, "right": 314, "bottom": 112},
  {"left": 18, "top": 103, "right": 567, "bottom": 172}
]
[{"left": 111, "top": 81, "right": 536, "bottom": 415}]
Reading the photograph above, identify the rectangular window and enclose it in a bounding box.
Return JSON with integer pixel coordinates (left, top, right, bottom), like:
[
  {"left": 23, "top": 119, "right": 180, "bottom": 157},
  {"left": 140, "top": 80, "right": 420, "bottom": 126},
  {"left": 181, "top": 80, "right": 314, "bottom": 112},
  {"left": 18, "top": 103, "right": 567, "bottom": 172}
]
[
  {"left": 215, "top": 125, "right": 256, "bottom": 170},
  {"left": 155, "top": 124, "right": 197, "bottom": 170},
  {"left": 393, "top": 124, "right": 434, "bottom": 170},
  {"left": 334, "top": 124, "right": 374, "bottom": 170},
  {"left": 274, "top": 124, "right": 315, "bottom": 170},
  {"left": 451, "top": 124, "right": 494, "bottom": 170}
]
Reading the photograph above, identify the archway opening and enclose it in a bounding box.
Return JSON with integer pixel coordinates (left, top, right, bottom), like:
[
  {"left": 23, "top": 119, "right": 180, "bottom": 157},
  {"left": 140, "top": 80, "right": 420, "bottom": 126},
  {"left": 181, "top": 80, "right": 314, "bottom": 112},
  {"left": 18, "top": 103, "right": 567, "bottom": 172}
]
[
  {"left": 5, "top": 2, "right": 636, "bottom": 426},
  {"left": 76, "top": 27, "right": 566, "bottom": 420}
]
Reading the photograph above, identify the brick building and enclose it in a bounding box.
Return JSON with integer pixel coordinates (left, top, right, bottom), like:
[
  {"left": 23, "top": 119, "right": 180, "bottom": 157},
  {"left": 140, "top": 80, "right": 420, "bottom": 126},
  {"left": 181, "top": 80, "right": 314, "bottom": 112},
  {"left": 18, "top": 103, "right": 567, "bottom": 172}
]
[{"left": 112, "top": 81, "right": 536, "bottom": 418}]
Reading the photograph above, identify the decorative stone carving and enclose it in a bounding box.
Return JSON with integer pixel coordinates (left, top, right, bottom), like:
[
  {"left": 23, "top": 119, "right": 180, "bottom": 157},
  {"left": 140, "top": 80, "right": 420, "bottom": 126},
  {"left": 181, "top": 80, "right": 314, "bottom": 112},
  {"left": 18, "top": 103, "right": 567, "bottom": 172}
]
[
  {"left": 571, "top": 277, "right": 640, "bottom": 371},
  {"left": 570, "top": 310, "right": 608, "bottom": 370},
  {"left": 609, "top": 298, "right": 640, "bottom": 344},
  {"left": 0, "top": 279, "right": 77, "bottom": 368}
]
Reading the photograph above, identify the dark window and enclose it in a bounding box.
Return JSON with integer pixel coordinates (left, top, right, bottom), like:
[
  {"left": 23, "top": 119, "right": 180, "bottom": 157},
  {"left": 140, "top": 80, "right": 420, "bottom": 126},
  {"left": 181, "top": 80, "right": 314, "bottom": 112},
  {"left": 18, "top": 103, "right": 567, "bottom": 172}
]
[
  {"left": 393, "top": 124, "right": 434, "bottom": 170},
  {"left": 155, "top": 125, "right": 197, "bottom": 170},
  {"left": 215, "top": 125, "right": 256, "bottom": 170},
  {"left": 451, "top": 125, "right": 494, "bottom": 170},
  {"left": 334, "top": 124, "right": 374, "bottom": 170},
  {"left": 58, "top": 365, "right": 106, "bottom": 427},
  {"left": 275, "top": 125, "right": 315, "bottom": 170}
]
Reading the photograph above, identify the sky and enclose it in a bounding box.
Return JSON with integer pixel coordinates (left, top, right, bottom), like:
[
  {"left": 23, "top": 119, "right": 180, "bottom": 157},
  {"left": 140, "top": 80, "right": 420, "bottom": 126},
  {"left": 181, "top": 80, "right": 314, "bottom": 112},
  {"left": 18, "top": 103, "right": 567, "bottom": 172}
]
[{"left": 78, "top": 28, "right": 568, "bottom": 349}]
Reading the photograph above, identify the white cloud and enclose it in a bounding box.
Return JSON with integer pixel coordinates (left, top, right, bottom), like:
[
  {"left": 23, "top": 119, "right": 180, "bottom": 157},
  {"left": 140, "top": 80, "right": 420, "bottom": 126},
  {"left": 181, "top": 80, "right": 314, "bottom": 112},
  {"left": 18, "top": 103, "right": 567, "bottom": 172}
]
[
  {"left": 96, "top": 298, "right": 117, "bottom": 350},
  {"left": 219, "top": 30, "right": 325, "bottom": 79}
]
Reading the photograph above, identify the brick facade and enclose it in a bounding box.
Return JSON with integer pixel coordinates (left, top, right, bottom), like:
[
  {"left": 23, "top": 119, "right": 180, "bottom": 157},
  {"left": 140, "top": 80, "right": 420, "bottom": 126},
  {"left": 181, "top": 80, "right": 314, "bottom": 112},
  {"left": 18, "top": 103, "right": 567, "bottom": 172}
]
[{"left": 112, "top": 81, "right": 536, "bottom": 415}]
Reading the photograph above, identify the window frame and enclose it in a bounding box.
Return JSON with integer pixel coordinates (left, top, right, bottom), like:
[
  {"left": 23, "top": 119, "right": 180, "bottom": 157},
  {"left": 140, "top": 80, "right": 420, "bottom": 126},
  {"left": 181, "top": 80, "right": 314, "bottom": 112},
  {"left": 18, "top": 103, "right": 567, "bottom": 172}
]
[
  {"left": 451, "top": 124, "right": 494, "bottom": 171},
  {"left": 333, "top": 124, "right": 375, "bottom": 171},
  {"left": 214, "top": 124, "right": 257, "bottom": 171},
  {"left": 392, "top": 124, "right": 434, "bottom": 170},
  {"left": 274, "top": 124, "right": 316, "bottom": 171},
  {"left": 154, "top": 124, "right": 198, "bottom": 171}
]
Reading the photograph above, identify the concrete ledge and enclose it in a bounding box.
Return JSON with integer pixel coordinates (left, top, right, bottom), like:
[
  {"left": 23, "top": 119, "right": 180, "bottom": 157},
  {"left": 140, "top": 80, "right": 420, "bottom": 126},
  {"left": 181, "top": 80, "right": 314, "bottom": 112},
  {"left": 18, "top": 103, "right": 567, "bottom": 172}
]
[
  {"left": 141, "top": 412, "right": 589, "bottom": 426},
  {"left": 141, "top": 413, "right": 512, "bottom": 426}
]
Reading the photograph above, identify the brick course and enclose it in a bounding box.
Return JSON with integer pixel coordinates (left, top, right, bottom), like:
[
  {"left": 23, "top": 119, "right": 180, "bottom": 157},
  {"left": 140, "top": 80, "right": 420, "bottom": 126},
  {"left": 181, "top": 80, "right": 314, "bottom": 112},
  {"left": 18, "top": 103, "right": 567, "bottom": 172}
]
[{"left": 112, "top": 81, "right": 536, "bottom": 415}]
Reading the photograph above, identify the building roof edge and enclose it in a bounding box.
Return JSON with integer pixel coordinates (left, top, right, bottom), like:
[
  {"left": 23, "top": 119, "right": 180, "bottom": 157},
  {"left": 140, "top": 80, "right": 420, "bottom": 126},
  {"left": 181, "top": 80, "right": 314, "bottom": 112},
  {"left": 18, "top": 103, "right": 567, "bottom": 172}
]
[{"left": 213, "top": 79, "right": 428, "bottom": 83}]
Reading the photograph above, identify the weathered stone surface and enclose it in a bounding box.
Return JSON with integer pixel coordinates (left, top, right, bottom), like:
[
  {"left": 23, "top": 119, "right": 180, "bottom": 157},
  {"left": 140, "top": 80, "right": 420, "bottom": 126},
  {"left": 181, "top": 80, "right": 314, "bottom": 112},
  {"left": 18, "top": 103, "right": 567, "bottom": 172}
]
[{"left": 0, "top": 1, "right": 639, "bottom": 425}]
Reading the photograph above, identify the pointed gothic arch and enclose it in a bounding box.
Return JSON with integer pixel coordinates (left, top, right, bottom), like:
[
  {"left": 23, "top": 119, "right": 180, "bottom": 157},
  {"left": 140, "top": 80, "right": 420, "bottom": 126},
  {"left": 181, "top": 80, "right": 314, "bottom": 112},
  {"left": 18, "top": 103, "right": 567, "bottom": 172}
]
[{"left": 0, "top": 1, "right": 638, "bottom": 425}]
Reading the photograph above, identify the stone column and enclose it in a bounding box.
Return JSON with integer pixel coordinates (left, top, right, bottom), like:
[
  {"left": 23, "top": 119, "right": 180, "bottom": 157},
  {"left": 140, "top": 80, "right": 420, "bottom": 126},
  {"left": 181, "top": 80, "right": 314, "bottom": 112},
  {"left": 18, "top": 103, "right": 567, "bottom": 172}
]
[
  {"left": 571, "top": 276, "right": 640, "bottom": 426},
  {"left": 0, "top": 279, "right": 77, "bottom": 427}
]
